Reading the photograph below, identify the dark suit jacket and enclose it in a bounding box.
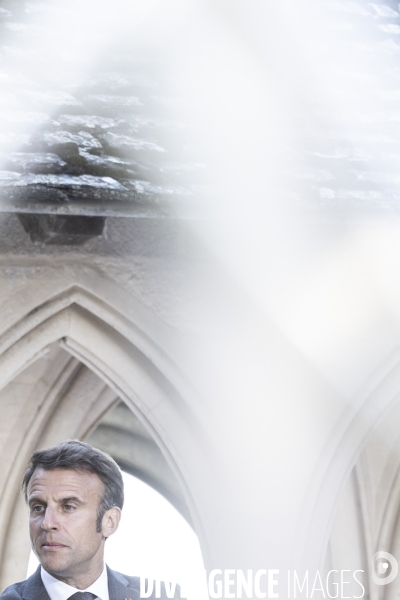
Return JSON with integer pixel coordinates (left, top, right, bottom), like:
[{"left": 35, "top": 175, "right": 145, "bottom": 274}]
[{"left": 0, "top": 565, "right": 181, "bottom": 600}]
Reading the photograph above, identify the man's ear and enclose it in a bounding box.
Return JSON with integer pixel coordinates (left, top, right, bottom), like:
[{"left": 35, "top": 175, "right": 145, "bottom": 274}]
[{"left": 101, "top": 506, "right": 122, "bottom": 538}]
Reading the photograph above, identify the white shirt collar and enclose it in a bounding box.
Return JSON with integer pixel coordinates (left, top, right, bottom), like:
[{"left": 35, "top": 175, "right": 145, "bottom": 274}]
[{"left": 41, "top": 564, "right": 109, "bottom": 600}]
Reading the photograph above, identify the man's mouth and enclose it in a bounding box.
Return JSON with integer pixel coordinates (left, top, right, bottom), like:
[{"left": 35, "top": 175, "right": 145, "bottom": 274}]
[{"left": 41, "top": 543, "right": 66, "bottom": 550}]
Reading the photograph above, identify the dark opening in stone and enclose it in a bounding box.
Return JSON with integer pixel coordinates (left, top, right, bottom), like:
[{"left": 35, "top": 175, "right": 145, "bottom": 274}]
[{"left": 17, "top": 214, "right": 106, "bottom": 245}]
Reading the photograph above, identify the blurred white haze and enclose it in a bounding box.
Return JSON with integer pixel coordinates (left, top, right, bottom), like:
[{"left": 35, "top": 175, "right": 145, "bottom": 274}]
[{"left": 11, "top": 0, "right": 400, "bottom": 593}]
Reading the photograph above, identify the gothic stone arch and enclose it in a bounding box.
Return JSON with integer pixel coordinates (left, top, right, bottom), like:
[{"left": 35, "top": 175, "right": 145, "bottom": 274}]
[{"left": 0, "top": 285, "right": 211, "bottom": 588}]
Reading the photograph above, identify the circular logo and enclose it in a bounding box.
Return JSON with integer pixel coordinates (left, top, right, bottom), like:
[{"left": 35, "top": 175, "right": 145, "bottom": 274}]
[{"left": 372, "top": 551, "right": 399, "bottom": 586}]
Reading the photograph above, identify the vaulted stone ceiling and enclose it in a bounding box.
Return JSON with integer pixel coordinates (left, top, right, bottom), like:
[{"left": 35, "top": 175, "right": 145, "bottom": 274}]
[
  {"left": 87, "top": 403, "right": 192, "bottom": 524},
  {"left": 0, "top": 342, "right": 190, "bottom": 522}
]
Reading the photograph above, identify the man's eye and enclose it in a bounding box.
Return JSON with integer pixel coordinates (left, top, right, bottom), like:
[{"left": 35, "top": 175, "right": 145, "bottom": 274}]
[
  {"left": 64, "top": 504, "right": 75, "bottom": 510},
  {"left": 32, "top": 505, "right": 44, "bottom": 512}
]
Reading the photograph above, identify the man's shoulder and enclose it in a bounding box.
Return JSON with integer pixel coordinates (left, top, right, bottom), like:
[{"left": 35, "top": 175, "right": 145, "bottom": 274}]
[
  {"left": 116, "top": 571, "right": 141, "bottom": 590},
  {"left": 0, "top": 566, "right": 45, "bottom": 600},
  {"left": 1, "top": 567, "right": 184, "bottom": 600},
  {"left": 0, "top": 577, "right": 31, "bottom": 599}
]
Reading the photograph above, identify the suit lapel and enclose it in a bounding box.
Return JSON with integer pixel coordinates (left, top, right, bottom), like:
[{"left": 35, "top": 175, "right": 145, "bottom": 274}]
[
  {"left": 107, "top": 566, "right": 140, "bottom": 600},
  {"left": 21, "top": 566, "right": 51, "bottom": 600}
]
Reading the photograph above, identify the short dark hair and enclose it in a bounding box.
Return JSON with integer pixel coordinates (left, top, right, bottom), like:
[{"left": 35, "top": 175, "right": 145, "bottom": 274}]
[{"left": 22, "top": 439, "right": 124, "bottom": 532}]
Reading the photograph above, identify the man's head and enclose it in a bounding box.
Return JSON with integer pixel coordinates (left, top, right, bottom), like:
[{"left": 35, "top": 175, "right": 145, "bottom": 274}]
[{"left": 22, "top": 440, "right": 124, "bottom": 588}]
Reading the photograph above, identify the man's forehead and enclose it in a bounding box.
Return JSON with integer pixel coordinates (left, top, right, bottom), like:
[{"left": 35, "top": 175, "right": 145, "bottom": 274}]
[{"left": 27, "top": 467, "right": 104, "bottom": 497}]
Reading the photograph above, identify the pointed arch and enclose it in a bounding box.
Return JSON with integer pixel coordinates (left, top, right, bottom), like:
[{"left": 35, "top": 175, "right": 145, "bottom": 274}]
[
  {"left": 0, "top": 286, "right": 210, "bottom": 588},
  {"left": 298, "top": 349, "right": 400, "bottom": 573}
]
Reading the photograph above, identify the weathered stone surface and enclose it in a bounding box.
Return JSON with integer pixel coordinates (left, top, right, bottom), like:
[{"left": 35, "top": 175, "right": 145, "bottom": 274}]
[
  {"left": 0, "top": 0, "right": 205, "bottom": 220},
  {"left": 18, "top": 213, "right": 106, "bottom": 244},
  {"left": 0, "top": 172, "right": 127, "bottom": 191},
  {"left": 5, "top": 152, "right": 66, "bottom": 173}
]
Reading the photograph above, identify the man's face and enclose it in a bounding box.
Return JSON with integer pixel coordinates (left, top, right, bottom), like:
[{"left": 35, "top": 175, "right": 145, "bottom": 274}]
[{"left": 28, "top": 467, "right": 107, "bottom": 582}]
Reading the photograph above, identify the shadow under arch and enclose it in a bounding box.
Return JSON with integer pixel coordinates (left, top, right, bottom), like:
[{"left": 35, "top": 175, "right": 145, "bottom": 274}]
[{"left": 0, "top": 286, "right": 210, "bottom": 588}]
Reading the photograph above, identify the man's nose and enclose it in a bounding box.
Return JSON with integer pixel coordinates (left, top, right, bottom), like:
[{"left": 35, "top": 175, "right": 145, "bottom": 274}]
[{"left": 40, "top": 507, "right": 59, "bottom": 531}]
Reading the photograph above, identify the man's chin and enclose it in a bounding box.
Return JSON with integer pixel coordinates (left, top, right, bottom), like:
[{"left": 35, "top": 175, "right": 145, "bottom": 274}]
[{"left": 39, "top": 554, "right": 71, "bottom": 576}]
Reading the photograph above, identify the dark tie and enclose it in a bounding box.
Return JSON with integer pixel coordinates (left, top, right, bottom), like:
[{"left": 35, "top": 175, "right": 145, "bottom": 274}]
[{"left": 67, "top": 594, "right": 97, "bottom": 600}]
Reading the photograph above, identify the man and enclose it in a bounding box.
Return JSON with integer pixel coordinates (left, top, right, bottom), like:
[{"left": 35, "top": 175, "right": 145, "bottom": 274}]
[{"left": 0, "top": 440, "right": 180, "bottom": 600}]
